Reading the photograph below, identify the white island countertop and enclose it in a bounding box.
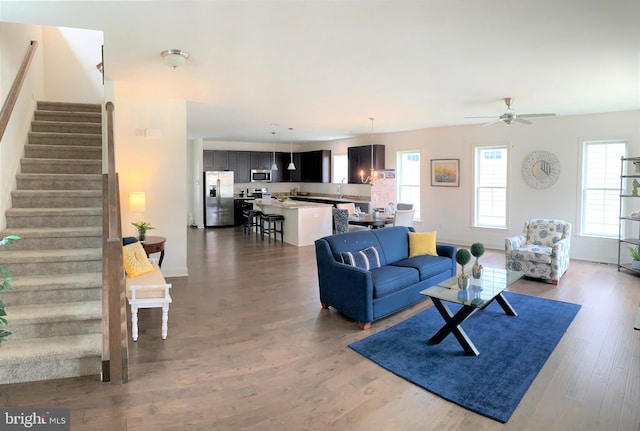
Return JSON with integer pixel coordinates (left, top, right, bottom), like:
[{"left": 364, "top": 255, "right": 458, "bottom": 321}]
[{"left": 254, "top": 199, "right": 333, "bottom": 246}]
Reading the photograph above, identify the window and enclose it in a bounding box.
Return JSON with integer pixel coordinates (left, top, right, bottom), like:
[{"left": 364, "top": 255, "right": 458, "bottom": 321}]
[
  {"left": 397, "top": 151, "right": 421, "bottom": 219},
  {"left": 581, "top": 140, "right": 626, "bottom": 237},
  {"left": 332, "top": 154, "right": 348, "bottom": 184},
  {"left": 474, "top": 146, "right": 507, "bottom": 228}
]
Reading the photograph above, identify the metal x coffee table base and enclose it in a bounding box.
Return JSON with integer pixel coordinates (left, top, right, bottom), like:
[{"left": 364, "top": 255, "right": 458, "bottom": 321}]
[{"left": 427, "top": 293, "right": 517, "bottom": 356}]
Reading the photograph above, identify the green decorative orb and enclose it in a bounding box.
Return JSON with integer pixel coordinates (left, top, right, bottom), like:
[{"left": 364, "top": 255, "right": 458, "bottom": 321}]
[
  {"left": 470, "top": 242, "right": 485, "bottom": 258},
  {"left": 455, "top": 249, "right": 471, "bottom": 266}
]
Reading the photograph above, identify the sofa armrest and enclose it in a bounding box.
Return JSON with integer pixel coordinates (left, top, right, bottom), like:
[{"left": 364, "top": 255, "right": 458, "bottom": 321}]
[
  {"left": 314, "top": 239, "right": 374, "bottom": 324},
  {"left": 436, "top": 243, "right": 457, "bottom": 276},
  {"left": 505, "top": 235, "right": 526, "bottom": 252}
]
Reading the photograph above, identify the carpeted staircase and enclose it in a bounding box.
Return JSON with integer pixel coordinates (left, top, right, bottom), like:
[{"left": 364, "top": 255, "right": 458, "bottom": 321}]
[{"left": 0, "top": 101, "right": 104, "bottom": 384}]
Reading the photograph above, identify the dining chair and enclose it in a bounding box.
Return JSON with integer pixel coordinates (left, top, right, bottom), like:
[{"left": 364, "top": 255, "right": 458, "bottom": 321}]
[
  {"left": 336, "top": 202, "right": 356, "bottom": 216},
  {"left": 393, "top": 209, "right": 415, "bottom": 227},
  {"left": 332, "top": 208, "right": 349, "bottom": 234},
  {"left": 396, "top": 203, "right": 414, "bottom": 210},
  {"left": 336, "top": 203, "right": 368, "bottom": 231}
]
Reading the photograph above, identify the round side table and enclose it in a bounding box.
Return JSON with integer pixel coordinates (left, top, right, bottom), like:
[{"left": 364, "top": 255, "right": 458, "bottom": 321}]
[{"left": 141, "top": 236, "right": 166, "bottom": 267}]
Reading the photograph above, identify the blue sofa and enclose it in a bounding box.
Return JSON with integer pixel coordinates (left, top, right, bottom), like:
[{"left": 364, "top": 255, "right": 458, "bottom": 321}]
[{"left": 314, "top": 226, "right": 457, "bottom": 329}]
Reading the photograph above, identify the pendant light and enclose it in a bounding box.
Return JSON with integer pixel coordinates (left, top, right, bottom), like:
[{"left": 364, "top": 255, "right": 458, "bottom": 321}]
[
  {"left": 368, "top": 117, "right": 377, "bottom": 184},
  {"left": 270, "top": 131, "right": 278, "bottom": 171},
  {"left": 287, "top": 127, "right": 296, "bottom": 170}
]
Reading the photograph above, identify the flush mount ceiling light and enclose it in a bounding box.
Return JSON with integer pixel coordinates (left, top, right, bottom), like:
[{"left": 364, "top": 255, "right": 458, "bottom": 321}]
[{"left": 161, "top": 49, "right": 189, "bottom": 68}]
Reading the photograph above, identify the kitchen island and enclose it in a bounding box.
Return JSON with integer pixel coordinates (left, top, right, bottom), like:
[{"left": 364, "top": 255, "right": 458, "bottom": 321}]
[{"left": 254, "top": 199, "right": 333, "bottom": 247}]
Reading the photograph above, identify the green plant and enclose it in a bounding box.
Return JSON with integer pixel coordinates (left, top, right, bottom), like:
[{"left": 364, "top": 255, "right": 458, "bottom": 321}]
[
  {"left": 455, "top": 248, "right": 471, "bottom": 276},
  {"left": 628, "top": 246, "right": 640, "bottom": 261},
  {"left": 131, "top": 221, "right": 154, "bottom": 232},
  {"left": 470, "top": 242, "right": 485, "bottom": 264},
  {"left": 132, "top": 221, "right": 154, "bottom": 241},
  {"left": 0, "top": 235, "right": 21, "bottom": 345}
]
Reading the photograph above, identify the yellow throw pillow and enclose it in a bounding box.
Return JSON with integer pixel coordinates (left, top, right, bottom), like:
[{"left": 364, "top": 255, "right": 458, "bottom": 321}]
[
  {"left": 409, "top": 231, "right": 438, "bottom": 257},
  {"left": 123, "top": 241, "right": 154, "bottom": 277}
]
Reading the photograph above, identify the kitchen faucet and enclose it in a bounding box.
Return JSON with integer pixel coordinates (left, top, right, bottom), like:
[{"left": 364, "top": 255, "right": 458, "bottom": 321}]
[{"left": 337, "top": 184, "right": 343, "bottom": 198}]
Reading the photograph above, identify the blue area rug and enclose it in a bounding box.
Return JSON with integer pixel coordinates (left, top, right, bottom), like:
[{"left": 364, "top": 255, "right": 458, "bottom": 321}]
[{"left": 348, "top": 292, "right": 581, "bottom": 423}]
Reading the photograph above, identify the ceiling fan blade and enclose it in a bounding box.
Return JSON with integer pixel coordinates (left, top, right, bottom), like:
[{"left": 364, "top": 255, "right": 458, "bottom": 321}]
[
  {"left": 514, "top": 118, "right": 532, "bottom": 125},
  {"left": 517, "top": 113, "right": 556, "bottom": 119},
  {"left": 482, "top": 119, "right": 504, "bottom": 127}
]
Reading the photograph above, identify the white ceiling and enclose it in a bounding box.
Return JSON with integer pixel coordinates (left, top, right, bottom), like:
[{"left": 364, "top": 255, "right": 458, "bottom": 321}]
[{"left": 2, "top": 0, "right": 639, "bottom": 144}]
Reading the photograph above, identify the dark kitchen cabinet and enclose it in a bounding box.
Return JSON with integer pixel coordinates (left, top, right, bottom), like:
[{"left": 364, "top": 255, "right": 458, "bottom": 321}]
[
  {"left": 203, "top": 150, "right": 229, "bottom": 171},
  {"left": 300, "top": 150, "right": 331, "bottom": 183},
  {"left": 282, "top": 153, "right": 302, "bottom": 182},
  {"left": 348, "top": 145, "right": 385, "bottom": 184},
  {"left": 228, "top": 151, "right": 251, "bottom": 183},
  {"left": 270, "top": 152, "right": 288, "bottom": 183},
  {"left": 250, "top": 152, "right": 272, "bottom": 170}
]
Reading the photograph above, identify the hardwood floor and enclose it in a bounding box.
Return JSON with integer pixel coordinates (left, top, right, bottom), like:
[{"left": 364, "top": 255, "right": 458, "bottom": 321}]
[{"left": 2, "top": 227, "right": 639, "bottom": 431}]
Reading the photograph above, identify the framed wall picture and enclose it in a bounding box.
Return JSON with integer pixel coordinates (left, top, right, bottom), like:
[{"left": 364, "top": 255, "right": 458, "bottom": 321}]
[{"left": 431, "top": 159, "right": 459, "bottom": 187}]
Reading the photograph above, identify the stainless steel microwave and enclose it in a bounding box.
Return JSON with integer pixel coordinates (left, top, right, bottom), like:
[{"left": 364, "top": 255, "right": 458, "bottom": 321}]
[{"left": 251, "top": 169, "right": 272, "bottom": 182}]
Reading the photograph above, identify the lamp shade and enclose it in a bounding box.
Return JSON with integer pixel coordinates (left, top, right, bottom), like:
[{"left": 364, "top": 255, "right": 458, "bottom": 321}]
[{"left": 129, "top": 192, "right": 146, "bottom": 212}]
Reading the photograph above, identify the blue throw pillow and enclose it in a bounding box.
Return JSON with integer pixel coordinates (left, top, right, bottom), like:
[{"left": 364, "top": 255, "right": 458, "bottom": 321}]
[
  {"left": 341, "top": 246, "right": 381, "bottom": 270},
  {"left": 123, "top": 236, "right": 138, "bottom": 246}
]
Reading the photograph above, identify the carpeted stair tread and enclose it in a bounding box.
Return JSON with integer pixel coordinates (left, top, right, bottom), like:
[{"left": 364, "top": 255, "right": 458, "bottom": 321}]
[
  {"left": 9, "top": 273, "right": 102, "bottom": 292},
  {"left": 0, "top": 248, "right": 102, "bottom": 263},
  {"left": 7, "top": 301, "right": 102, "bottom": 325},
  {"left": 16, "top": 173, "right": 102, "bottom": 181},
  {"left": 37, "top": 101, "right": 101, "bottom": 112},
  {"left": 12, "top": 189, "right": 101, "bottom": 197},
  {"left": 6, "top": 207, "right": 102, "bottom": 216},
  {"left": 0, "top": 226, "right": 102, "bottom": 238},
  {"left": 0, "top": 334, "right": 102, "bottom": 364}
]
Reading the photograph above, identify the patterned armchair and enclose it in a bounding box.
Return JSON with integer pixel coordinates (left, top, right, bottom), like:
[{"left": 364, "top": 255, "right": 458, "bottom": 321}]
[{"left": 505, "top": 219, "right": 571, "bottom": 285}]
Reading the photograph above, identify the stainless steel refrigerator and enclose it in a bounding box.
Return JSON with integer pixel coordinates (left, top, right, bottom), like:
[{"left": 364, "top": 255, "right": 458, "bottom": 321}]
[{"left": 204, "top": 171, "right": 234, "bottom": 227}]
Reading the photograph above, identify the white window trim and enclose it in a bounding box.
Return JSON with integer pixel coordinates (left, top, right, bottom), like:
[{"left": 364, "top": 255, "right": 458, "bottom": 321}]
[
  {"left": 577, "top": 138, "right": 627, "bottom": 239},
  {"left": 396, "top": 150, "right": 421, "bottom": 221},
  {"left": 472, "top": 143, "right": 510, "bottom": 230}
]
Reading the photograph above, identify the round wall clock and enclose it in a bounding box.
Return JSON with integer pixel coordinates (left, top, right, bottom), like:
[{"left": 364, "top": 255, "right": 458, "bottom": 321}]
[{"left": 522, "top": 150, "right": 561, "bottom": 189}]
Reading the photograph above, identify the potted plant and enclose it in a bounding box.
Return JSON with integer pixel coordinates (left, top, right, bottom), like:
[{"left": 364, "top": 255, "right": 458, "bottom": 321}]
[
  {"left": 131, "top": 221, "right": 154, "bottom": 242},
  {"left": 0, "top": 235, "right": 20, "bottom": 346},
  {"left": 470, "top": 242, "right": 485, "bottom": 279},
  {"left": 455, "top": 248, "right": 471, "bottom": 289},
  {"left": 629, "top": 246, "right": 640, "bottom": 270}
]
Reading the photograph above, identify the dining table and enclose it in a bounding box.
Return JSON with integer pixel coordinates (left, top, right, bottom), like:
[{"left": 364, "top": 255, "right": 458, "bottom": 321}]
[{"left": 348, "top": 213, "right": 394, "bottom": 229}]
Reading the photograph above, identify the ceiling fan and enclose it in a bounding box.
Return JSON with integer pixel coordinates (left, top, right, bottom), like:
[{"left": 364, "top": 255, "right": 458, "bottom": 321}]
[{"left": 465, "top": 97, "right": 556, "bottom": 126}]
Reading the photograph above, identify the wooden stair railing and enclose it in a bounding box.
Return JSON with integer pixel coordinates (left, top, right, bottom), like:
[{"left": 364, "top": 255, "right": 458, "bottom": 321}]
[
  {"left": 102, "top": 101, "right": 129, "bottom": 383},
  {"left": 0, "top": 40, "right": 38, "bottom": 143}
]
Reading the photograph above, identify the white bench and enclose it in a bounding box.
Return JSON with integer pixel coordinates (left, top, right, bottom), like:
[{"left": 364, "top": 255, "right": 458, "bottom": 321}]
[{"left": 125, "top": 258, "right": 172, "bottom": 341}]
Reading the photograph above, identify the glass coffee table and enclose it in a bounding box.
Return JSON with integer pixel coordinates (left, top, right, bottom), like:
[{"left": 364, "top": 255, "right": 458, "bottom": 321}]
[{"left": 419, "top": 267, "right": 524, "bottom": 356}]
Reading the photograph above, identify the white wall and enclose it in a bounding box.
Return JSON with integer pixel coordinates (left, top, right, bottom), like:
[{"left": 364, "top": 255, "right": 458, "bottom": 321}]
[
  {"left": 371, "top": 111, "right": 638, "bottom": 263},
  {"left": 42, "top": 25, "right": 103, "bottom": 103},
  {"left": 114, "top": 96, "right": 188, "bottom": 277},
  {"left": 0, "top": 23, "right": 44, "bottom": 230}
]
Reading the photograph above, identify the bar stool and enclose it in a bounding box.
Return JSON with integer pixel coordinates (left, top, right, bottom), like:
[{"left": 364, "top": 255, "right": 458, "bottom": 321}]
[
  {"left": 243, "top": 210, "right": 263, "bottom": 235},
  {"left": 260, "top": 214, "right": 284, "bottom": 243}
]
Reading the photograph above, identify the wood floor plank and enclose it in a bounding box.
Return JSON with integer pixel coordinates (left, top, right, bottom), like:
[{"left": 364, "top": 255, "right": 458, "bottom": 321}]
[{"left": 1, "top": 227, "right": 639, "bottom": 430}]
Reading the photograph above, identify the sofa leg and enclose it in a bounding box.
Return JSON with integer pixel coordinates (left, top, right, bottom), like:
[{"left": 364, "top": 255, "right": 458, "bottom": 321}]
[
  {"left": 358, "top": 322, "right": 371, "bottom": 330},
  {"left": 321, "top": 302, "right": 329, "bottom": 309},
  {"left": 551, "top": 279, "right": 559, "bottom": 285}
]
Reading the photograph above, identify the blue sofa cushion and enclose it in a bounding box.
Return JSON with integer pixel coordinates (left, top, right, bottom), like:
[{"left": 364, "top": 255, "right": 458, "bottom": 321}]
[
  {"left": 371, "top": 265, "right": 419, "bottom": 299},
  {"left": 391, "top": 254, "right": 454, "bottom": 281},
  {"left": 341, "top": 246, "right": 381, "bottom": 270},
  {"left": 372, "top": 226, "right": 412, "bottom": 264},
  {"left": 323, "top": 229, "right": 387, "bottom": 266}
]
